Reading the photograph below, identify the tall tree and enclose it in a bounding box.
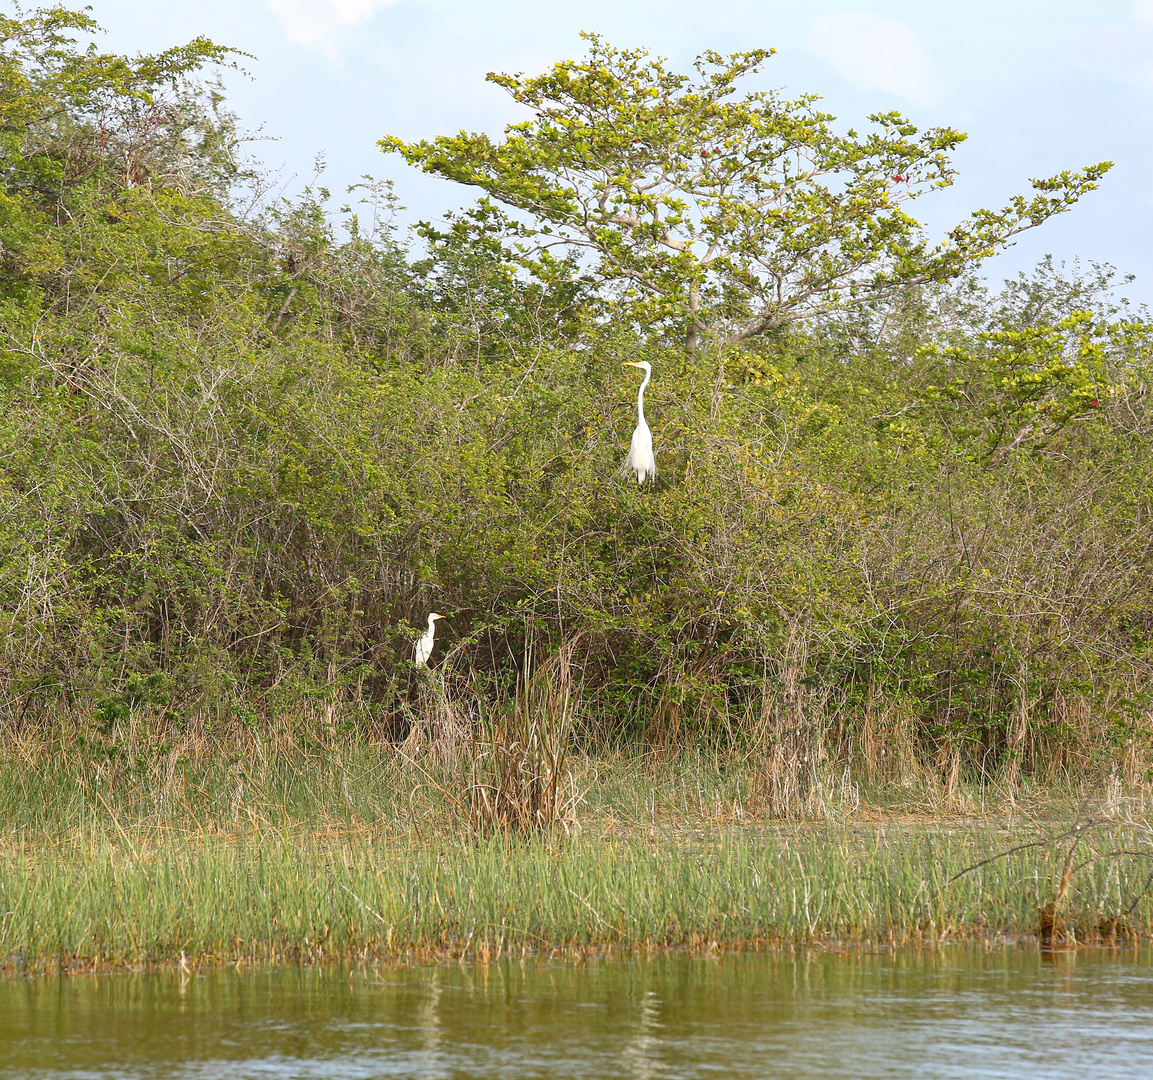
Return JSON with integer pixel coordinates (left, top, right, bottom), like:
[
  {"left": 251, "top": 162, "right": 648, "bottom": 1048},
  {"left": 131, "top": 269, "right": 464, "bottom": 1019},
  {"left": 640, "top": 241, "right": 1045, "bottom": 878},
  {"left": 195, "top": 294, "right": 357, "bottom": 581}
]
[{"left": 383, "top": 34, "right": 1111, "bottom": 350}]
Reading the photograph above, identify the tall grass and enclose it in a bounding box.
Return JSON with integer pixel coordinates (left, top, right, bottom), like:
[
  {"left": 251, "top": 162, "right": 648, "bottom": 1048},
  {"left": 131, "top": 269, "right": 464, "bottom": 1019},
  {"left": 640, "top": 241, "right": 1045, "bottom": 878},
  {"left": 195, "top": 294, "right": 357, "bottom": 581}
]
[
  {"left": 2, "top": 734, "right": 1151, "bottom": 971},
  {"left": 462, "top": 644, "right": 581, "bottom": 834},
  {"left": 3, "top": 817, "right": 1151, "bottom": 972},
  {"left": 0, "top": 696, "right": 1137, "bottom": 843}
]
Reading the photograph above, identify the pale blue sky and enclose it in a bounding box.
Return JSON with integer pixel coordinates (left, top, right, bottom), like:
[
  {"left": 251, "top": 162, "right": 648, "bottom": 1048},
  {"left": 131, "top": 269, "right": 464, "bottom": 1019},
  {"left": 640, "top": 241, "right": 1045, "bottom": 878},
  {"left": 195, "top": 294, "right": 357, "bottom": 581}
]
[{"left": 83, "top": 0, "right": 1153, "bottom": 304}]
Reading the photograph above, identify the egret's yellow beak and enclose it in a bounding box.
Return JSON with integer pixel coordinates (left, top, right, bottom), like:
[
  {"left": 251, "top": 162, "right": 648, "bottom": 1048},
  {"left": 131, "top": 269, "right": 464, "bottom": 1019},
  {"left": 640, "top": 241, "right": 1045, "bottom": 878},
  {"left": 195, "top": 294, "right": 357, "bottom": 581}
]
[{"left": 623, "top": 362, "right": 644, "bottom": 368}]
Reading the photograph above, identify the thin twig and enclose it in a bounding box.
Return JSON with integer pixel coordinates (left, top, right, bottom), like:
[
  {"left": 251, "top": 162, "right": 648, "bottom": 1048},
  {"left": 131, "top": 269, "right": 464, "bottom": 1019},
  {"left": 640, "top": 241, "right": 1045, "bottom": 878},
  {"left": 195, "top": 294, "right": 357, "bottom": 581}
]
[{"left": 945, "top": 819, "right": 1102, "bottom": 885}]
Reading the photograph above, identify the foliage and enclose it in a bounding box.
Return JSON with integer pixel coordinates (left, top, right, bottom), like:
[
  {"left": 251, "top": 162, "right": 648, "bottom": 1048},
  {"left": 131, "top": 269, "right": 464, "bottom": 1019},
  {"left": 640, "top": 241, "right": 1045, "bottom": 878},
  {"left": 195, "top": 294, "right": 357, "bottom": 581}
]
[
  {"left": 411, "top": 199, "right": 591, "bottom": 360},
  {"left": 925, "top": 309, "right": 1140, "bottom": 459},
  {"left": 0, "top": 3, "right": 245, "bottom": 202},
  {"left": 0, "top": 4, "right": 1151, "bottom": 793},
  {"left": 382, "top": 34, "right": 1111, "bottom": 349}
]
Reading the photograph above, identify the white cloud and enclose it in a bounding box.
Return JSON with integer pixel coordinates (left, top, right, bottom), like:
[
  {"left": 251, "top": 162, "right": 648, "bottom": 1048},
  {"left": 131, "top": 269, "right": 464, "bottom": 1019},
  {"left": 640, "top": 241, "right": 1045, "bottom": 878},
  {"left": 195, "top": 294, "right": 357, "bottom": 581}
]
[
  {"left": 263, "top": 0, "right": 399, "bottom": 52},
  {"left": 809, "top": 11, "right": 938, "bottom": 108}
]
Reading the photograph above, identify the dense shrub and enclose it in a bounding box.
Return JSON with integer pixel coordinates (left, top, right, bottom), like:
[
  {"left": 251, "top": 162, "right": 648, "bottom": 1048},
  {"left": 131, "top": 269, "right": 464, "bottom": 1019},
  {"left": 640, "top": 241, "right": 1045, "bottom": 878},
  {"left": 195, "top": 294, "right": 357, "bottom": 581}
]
[{"left": 2, "top": 5, "right": 1151, "bottom": 786}]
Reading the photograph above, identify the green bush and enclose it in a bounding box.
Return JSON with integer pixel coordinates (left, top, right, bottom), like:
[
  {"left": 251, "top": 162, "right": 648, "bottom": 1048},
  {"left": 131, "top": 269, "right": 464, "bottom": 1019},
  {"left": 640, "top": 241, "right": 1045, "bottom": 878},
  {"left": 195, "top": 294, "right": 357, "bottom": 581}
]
[{"left": 1, "top": 5, "right": 1151, "bottom": 788}]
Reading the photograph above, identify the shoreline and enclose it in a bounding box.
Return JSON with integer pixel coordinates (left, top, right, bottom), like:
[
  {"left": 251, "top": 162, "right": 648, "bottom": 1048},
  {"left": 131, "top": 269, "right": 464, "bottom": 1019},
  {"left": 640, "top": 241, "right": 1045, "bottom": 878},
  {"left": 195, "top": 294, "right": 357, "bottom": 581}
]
[
  {"left": 4, "top": 815, "right": 1151, "bottom": 977},
  {"left": 4, "top": 931, "right": 1150, "bottom": 980}
]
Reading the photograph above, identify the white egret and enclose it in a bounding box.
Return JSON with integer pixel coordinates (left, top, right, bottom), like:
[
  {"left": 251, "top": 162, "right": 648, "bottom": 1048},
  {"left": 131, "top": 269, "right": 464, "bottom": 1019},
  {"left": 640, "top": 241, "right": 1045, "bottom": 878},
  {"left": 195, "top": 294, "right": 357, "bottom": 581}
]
[
  {"left": 413, "top": 613, "right": 445, "bottom": 667},
  {"left": 622, "top": 360, "right": 655, "bottom": 484}
]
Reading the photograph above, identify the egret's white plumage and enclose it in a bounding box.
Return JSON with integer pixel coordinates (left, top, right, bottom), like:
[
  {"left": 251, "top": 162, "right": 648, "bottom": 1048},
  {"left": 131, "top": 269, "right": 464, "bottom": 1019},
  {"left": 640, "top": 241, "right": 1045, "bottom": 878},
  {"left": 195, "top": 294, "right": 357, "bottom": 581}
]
[
  {"left": 413, "top": 612, "right": 445, "bottom": 667},
  {"left": 623, "top": 361, "right": 655, "bottom": 484}
]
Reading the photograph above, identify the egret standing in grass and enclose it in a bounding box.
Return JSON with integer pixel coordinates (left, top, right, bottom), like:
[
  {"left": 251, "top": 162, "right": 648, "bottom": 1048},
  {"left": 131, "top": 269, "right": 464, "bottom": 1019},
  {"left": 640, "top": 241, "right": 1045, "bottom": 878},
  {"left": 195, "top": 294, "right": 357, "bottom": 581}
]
[
  {"left": 623, "top": 360, "right": 655, "bottom": 484},
  {"left": 413, "top": 613, "right": 445, "bottom": 667}
]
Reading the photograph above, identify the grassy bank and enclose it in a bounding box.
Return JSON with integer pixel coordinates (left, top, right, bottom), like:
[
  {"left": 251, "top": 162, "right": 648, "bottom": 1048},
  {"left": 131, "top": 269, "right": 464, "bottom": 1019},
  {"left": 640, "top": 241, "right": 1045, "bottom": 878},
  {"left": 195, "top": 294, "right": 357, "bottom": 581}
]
[
  {"left": 3, "top": 742, "right": 1151, "bottom": 973},
  {"left": 4, "top": 5, "right": 1153, "bottom": 978}
]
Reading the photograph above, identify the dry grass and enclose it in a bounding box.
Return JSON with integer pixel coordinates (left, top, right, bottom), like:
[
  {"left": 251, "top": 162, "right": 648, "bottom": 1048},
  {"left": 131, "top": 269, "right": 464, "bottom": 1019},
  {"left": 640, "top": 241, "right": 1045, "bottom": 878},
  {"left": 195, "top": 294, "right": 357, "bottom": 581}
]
[{"left": 461, "top": 643, "right": 583, "bottom": 834}]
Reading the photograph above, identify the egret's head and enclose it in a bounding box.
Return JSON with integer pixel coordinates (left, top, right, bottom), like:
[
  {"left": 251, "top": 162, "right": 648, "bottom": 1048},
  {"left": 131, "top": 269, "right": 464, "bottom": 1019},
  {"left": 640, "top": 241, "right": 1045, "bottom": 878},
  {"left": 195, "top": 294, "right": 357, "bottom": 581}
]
[
  {"left": 429, "top": 612, "right": 445, "bottom": 622},
  {"left": 623, "top": 361, "right": 652, "bottom": 374}
]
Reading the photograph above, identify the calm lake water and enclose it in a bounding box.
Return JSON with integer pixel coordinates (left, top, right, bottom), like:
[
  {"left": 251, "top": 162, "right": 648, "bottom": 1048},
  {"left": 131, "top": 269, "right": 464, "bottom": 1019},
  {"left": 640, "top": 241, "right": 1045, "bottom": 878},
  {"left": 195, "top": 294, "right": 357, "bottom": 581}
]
[{"left": 1, "top": 948, "right": 1151, "bottom": 1078}]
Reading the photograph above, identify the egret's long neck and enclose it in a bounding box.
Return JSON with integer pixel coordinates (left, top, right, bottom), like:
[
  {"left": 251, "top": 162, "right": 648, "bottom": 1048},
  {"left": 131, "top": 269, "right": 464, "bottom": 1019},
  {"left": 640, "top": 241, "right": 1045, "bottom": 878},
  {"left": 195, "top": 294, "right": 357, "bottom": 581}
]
[
  {"left": 427, "top": 615, "right": 437, "bottom": 632},
  {"left": 636, "top": 370, "right": 650, "bottom": 425}
]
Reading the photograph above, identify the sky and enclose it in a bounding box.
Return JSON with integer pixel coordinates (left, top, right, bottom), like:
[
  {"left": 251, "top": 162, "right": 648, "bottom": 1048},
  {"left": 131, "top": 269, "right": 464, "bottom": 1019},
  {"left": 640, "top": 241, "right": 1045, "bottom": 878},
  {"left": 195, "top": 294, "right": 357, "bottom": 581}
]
[{"left": 68, "top": 0, "right": 1153, "bottom": 305}]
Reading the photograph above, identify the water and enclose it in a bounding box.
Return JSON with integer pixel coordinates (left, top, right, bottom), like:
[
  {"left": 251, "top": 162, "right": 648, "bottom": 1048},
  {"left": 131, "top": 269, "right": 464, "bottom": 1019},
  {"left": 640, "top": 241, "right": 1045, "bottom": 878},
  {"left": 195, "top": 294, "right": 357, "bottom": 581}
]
[{"left": 1, "top": 949, "right": 1151, "bottom": 1078}]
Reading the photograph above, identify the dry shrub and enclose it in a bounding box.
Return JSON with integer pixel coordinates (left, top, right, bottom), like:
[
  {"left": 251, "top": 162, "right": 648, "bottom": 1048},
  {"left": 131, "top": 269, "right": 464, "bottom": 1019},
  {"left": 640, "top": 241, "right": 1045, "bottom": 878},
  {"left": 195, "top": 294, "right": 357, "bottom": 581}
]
[
  {"left": 748, "top": 624, "right": 853, "bottom": 819},
  {"left": 402, "top": 674, "right": 474, "bottom": 763}
]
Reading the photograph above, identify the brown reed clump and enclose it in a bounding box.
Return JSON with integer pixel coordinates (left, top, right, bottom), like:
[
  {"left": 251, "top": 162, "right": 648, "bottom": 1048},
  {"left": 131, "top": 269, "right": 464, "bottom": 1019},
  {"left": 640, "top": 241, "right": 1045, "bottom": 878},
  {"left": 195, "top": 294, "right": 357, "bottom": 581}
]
[{"left": 462, "top": 642, "right": 584, "bottom": 835}]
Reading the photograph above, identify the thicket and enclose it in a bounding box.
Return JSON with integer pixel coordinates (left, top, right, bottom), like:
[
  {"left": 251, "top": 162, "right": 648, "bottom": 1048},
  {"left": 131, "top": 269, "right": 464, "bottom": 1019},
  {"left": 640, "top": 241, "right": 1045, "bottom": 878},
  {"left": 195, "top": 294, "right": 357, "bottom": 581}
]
[{"left": 2, "top": 5, "right": 1151, "bottom": 795}]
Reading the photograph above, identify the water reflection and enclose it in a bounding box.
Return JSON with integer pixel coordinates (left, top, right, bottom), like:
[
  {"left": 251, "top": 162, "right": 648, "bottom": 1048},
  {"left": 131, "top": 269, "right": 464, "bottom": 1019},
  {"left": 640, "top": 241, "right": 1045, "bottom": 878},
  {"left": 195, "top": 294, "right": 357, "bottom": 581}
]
[{"left": 1, "top": 948, "right": 1151, "bottom": 1078}]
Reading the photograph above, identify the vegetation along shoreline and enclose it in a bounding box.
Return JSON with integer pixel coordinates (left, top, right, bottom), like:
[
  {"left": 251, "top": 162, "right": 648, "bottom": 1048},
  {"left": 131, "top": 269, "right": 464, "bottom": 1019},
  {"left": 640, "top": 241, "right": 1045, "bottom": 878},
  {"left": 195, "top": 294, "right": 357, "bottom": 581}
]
[
  {"left": 1, "top": 3, "right": 1151, "bottom": 975},
  {"left": 2, "top": 742, "right": 1152, "bottom": 974}
]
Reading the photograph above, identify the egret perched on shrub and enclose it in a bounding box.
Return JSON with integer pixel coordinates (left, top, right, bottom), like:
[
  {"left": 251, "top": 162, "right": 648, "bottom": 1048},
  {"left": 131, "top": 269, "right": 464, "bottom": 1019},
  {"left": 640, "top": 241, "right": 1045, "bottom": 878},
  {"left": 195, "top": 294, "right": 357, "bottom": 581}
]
[
  {"left": 623, "top": 360, "right": 655, "bottom": 484},
  {"left": 413, "top": 613, "right": 445, "bottom": 667}
]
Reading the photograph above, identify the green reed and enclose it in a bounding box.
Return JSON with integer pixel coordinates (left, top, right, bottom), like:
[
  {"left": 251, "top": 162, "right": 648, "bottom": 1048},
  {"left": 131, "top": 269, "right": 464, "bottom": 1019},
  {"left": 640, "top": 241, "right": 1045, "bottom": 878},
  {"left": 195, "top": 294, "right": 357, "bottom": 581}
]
[
  {"left": 3, "top": 818, "right": 1151, "bottom": 971},
  {"left": 2, "top": 742, "right": 1149, "bottom": 970}
]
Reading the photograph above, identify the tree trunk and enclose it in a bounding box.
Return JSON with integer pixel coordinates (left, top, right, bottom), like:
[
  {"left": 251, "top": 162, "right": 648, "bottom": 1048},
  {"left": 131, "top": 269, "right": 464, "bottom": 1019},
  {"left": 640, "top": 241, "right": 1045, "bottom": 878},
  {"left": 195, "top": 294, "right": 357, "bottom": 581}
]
[{"left": 686, "top": 279, "right": 701, "bottom": 351}]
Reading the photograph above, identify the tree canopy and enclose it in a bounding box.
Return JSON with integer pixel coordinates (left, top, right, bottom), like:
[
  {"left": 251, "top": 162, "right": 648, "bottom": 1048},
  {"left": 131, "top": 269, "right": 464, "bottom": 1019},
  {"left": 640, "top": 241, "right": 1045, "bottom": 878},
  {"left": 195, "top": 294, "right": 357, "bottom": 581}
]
[
  {"left": 1, "top": 4, "right": 243, "bottom": 202},
  {"left": 383, "top": 34, "right": 1111, "bottom": 349}
]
